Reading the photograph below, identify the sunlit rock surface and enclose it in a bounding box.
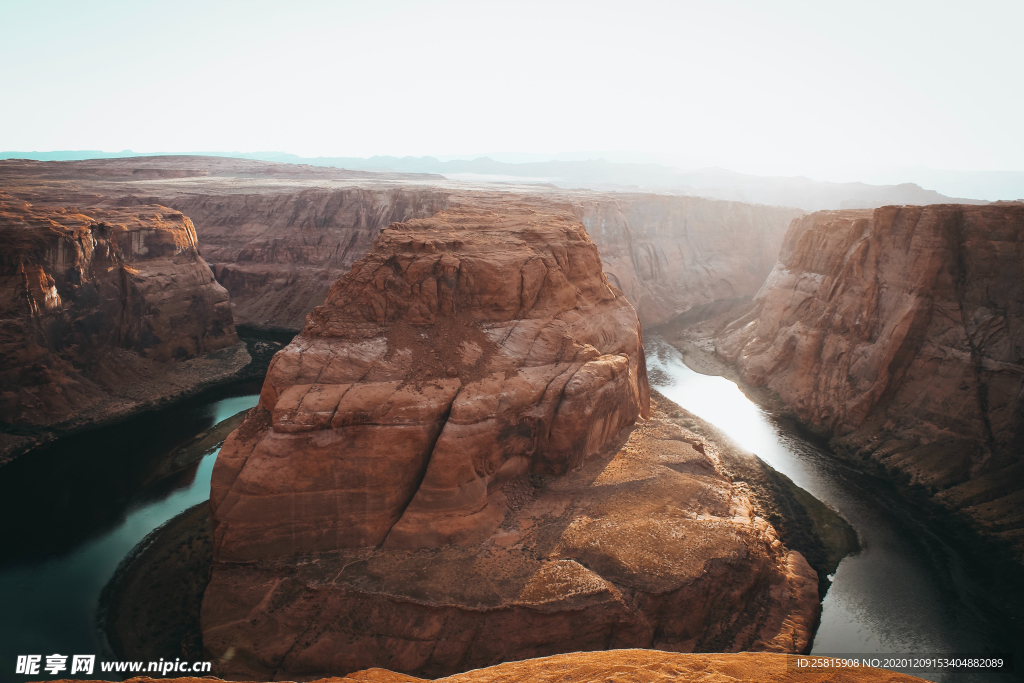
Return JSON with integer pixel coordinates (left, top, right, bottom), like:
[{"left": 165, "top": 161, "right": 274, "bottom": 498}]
[
  {"left": 718, "top": 203, "right": 1024, "bottom": 562},
  {"left": 200, "top": 201, "right": 817, "bottom": 679}
]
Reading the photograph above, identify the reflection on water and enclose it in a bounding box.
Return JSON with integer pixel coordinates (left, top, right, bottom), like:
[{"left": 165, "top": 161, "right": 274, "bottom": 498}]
[
  {"left": 0, "top": 386, "right": 259, "bottom": 680},
  {"left": 646, "top": 337, "right": 1014, "bottom": 683}
]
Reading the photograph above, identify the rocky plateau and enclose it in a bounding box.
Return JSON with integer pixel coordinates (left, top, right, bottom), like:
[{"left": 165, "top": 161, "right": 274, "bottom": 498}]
[
  {"left": 199, "top": 201, "right": 819, "bottom": 679},
  {"left": 1, "top": 157, "right": 803, "bottom": 332},
  {"left": 716, "top": 203, "right": 1024, "bottom": 564}
]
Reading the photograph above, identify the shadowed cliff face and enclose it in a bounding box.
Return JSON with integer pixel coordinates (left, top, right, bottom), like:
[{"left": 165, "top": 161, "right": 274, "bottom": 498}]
[
  {"left": 200, "top": 201, "right": 819, "bottom": 678},
  {"left": 0, "top": 196, "right": 245, "bottom": 458},
  {"left": 573, "top": 195, "right": 804, "bottom": 326},
  {"left": 717, "top": 203, "right": 1024, "bottom": 563}
]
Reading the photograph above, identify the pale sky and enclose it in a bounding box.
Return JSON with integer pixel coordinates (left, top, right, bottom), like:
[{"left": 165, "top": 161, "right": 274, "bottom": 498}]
[{"left": 2, "top": 0, "right": 1021, "bottom": 180}]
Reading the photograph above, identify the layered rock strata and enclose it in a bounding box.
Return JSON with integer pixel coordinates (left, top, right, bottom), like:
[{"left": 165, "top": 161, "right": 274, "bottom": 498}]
[
  {"left": 717, "top": 204, "right": 1024, "bottom": 561},
  {"left": 0, "top": 196, "right": 245, "bottom": 461},
  {"left": 574, "top": 196, "right": 804, "bottom": 326},
  {"left": 152, "top": 188, "right": 450, "bottom": 330},
  {"left": 208, "top": 202, "right": 650, "bottom": 558},
  {"left": 202, "top": 400, "right": 818, "bottom": 678},
  {"left": 201, "top": 204, "right": 818, "bottom": 678},
  {"left": 2, "top": 157, "right": 805, "bottom": 331},
  {"left": 0, "top": 157, "right": 451, "bottom": 332}
]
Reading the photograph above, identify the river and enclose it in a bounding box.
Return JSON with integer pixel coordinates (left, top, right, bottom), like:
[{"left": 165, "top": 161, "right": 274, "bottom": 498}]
[
  {"left": 646, "top": 336, "right": 1017, "bottom": 683},
  {"left": 0, "top": 344, "right": 1017, "bottom": 682},
  {"left": 0, "top": 384, "right": 260, "bottom": 682}
]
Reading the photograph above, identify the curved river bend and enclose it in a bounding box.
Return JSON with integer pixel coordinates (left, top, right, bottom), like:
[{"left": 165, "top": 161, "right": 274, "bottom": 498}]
[
  {"left": 0, "top": 385, "right": 260, "bottom": 682},
  {"left": 0, "top": 342, "right": 1016, "bottom": 682},
  {"left": 647, "top": 336, "right": 1015, "bottom": 683}
]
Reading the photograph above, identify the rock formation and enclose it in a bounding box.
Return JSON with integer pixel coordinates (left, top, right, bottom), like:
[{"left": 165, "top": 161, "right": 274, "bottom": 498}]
[
  {"left": 208, "top": 201, "right": 650, "bottom": 558},
  {"left": 38, "top": 651, "right": 933, "bottom": 683},
  {"left": 573, "top": 196, "right": 803, "bottom": 326},
  {"left": 150, "top": 187, "right": 451, "bottom": 330},
  {"left": 717, "top": 204, "right": 1024, "bottom": 562},
  {"left": 1, "top": 158, "right": 805, "bottom": 332},
  {"left": 200, "top": 202, "right": 818, "bottom": 679},
  {"left": 0, "top": 157, "right": 451, "bottom": 332},
  {"left": 0, "top": 195, "right": 246, "bottom": 461}
]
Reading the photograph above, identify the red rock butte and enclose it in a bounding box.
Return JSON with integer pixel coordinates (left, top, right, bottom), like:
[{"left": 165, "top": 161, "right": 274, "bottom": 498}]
[
  {"left": 209, "top": 200, "right": 650, "bottom": 559},
  {"left": 200, "top": 201, "right": 818, "bottom": 679}
]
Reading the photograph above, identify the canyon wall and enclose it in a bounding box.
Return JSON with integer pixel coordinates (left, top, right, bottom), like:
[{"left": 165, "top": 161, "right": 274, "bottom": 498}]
[
  {"left": 166, "top": 189, "right": 800, "bottom": 332},
  {"left": 129, "top": 187, "right": 451, "bottom": 330},
  {"left": 573, "top": 195, "right": 804, "bottom": 326},
  {"left": 200, "top": 201, "right": 818, "bottom": 678},
  {"left": 717, "top": 203, "right": 1024, "bottom": 562},
  {"left": 0, "top": 196, "right": 246, "bottom": 460},
  {"left": 2, "top": 158, "right": 805, "bottom": 332}
]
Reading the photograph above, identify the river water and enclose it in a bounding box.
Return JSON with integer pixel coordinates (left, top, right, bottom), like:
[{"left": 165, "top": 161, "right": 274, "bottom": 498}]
[
  {"left": 0, "top": 344, "right": 1017, "bottom": 682},
  {"left": 646, "top": 336, "right": 1017, "bottom": 682},
  {"left": 0, "top": 385, "right": 260, "bottom": 682}
]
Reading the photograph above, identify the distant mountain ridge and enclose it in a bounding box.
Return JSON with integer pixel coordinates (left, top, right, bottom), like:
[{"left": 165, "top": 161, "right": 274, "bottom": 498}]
[{"left": 0, "top": 150, "right": 990, "bottom": 211}]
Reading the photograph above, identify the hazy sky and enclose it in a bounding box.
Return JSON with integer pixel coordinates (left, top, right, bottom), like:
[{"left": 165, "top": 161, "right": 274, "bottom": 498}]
[{"left": 2, "top": 0, "right": 1021, "bottom": 179}]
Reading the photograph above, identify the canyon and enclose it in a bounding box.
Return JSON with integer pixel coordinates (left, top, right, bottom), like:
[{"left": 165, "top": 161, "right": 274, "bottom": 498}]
[
  {"left": 3, "top": 155, "right": 1017, "bottom": 682},
  {"left": 716, "top": 203, "right": 1024, "bottom": 566},
  {"left": 0, "top": 194, "right": 246, "bottom": 461},
  {"left": 572, "top": 195, "right": 802, "bottom": 326},
  {"left": 199, "top": 201, "right": 819, "bottom": 679},
  {"left": 0, "top": 156, "right": 802, "bottom": 333}
]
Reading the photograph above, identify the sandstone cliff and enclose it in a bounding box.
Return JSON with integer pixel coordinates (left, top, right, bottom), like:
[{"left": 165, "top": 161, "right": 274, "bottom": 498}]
[
  {"left": 148, "top": 187, "right": 450, "bottom": 330},
  {"left": 717, "top": 204, "right": 1024, "bottom": 562},
  {"left": 3, "top": 158, "right": 805, "bottom": 332},
  {"left": 1, "top": 157, "right": 451, "bottom": 332},
  {"left": 574, "top": 195, "right": 803, "bottom": 326},
  {"left": 208, "top": 201, "right": 650, "bottom": 558},
  {"left": 200, "top": 202, "right": 818, "bottom": 678},
  {"left": 0, "top": 195, "right": 246, "bottom": 461}
]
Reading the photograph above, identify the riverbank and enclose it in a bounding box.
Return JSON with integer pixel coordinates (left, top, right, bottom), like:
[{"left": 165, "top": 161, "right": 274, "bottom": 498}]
[
  {"left": 0, "top": 328, "right": 292, "bottom": 466},
  {"left": 654, "top": 313, "right": 1024, "bottom": 661},
  {"left": 0, "top": 342, "right": 251, "bottom": 465},
  {"left": 102, "top": 390, "right": 852, "bottom": 667},
  {"left": 100, "top": 502, "right": 213, "bottom": 662},
  {"left": 652, "top": 388, "right": 858, "bottom": 598}
]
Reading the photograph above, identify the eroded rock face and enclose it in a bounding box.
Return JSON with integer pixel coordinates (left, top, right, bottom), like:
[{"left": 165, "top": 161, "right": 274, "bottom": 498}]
[
  {"left": 202, "top": 399, "right": 818, "bottom": 679},
  {"left": 158, "top": 188, "right": 450, "bottom": 330},
  {"left": 1, "top": 158, "right": 805, "bottom": 332},
  {"left": 573, "top": 195, "right": 804, "bottom": 326},
  {"left": 717, "top": 204, "right": 1024, "bottom": 561},
  {"left": 208, "top": 202, "right": 650, "bottom": 560},
  {"left": 0, "top": 196, "right": 244, "bottom": 459},
  {"left": 201, "top": 203, "right": 818, "bottom": 678}
]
